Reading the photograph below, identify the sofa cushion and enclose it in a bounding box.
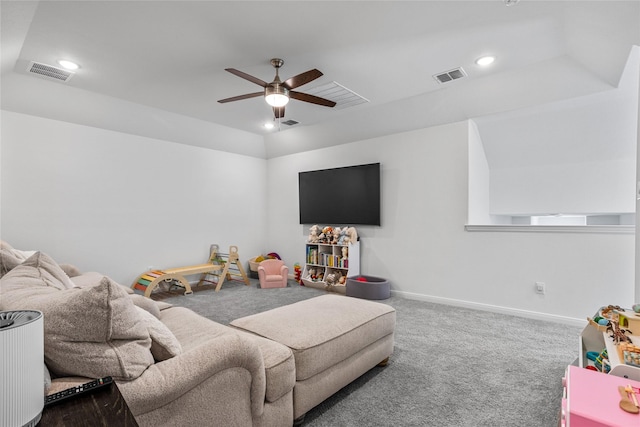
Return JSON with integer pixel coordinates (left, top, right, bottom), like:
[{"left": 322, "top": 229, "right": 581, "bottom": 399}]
[
  {"left": 156, "top": 301, "right": 173, "bottom": 311},
  {"left": 135, "top": 306, "right": 182, "bottom": 361},
  {"left": 234, "top": 329, "right": 296, "bottom": 402},
  {"left": 0, "top": 255, "right": 154, "bottom": 380},
  {"left": 160, "top": 306, "right": 295, "bottom": 403},
  {"left": 58, "top": 263, "right": 82, "bottom": 278}
]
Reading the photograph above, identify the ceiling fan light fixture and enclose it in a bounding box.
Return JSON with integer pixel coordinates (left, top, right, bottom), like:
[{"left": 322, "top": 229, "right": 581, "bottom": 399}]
[{"left": 264, "top": 85, "right": 290, "bottom": 107}]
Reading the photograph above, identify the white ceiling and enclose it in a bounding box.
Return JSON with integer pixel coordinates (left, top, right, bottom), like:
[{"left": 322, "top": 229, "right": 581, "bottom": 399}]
[{"left": 1, "top": 1, "right": 639, "bottom": 159}]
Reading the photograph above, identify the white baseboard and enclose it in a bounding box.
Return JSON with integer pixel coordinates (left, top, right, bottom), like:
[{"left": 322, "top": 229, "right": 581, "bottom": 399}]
[{"left": 391, "top": 290, "right": 586, "bottom": 327}]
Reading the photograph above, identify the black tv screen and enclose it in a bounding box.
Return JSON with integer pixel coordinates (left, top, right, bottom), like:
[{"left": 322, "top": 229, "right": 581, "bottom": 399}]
[{"left": 298, "top": 163, "right": 381, "bottom": 226}]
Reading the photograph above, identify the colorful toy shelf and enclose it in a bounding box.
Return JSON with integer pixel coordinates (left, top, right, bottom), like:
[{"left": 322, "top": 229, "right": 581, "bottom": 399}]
[
  {"left": 580, "top": 307, "right": 640, "bottom": 382},
  {"left": 132, "top": 244, "right": 249, "bottom": 297}
]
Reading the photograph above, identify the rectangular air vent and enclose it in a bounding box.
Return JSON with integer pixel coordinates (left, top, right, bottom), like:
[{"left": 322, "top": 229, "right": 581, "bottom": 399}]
[
  {"left": 304, "top": 81, "right": 369, "bottom": 110},
  {"left": 26, "top": 61, "right": 74, "bottom": 82},
  {"left": 282, "top": 120, "right": 299, "bottom": 126},
  {"left": 433, "top": 67, "right": 466, "bottom": 84}
]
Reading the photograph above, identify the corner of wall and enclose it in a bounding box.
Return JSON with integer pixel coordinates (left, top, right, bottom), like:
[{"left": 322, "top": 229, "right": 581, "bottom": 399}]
[{"left": 467, "top": 119, "right": 492, "bottom": 225}]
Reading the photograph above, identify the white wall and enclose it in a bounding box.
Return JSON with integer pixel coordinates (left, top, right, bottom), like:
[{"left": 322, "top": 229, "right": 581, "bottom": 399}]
[
  {"left": 1, "top": 111, "right": 267, "bottom": 285},
  {"left": 479, "top": 47, "right": 639, "bottom": 218},
  {"left": 468, "top": 120, "right": 491, "bottom": 224},
  {"left": 491, "top": 159, "right": 636, "bottom": 215},
  {"left": 2, "top": 111, "right": 634, "bottom": 323},
  {"left": 267, "top": 121, "right": 635, "bottom": 322}
]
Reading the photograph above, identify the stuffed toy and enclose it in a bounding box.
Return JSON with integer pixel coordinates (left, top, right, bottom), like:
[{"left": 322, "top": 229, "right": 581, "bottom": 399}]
[
  {"left": 342, "top": 246, "right": 348, "bottom": 259},
  {"left": 308, "top": 267, "right": 317, "bottom": 280},
  {"left": 337, "top": 228, "right": 348, "bottom": 245},
  {"left": 325, "top": 273, "right": 337, "bottom": 285},
  {"left": 343, "top": 227, "right": 358, "bottom": 244},
  {"left": 318, "top": 226, "right": 332, "bottom": 243},
  {"left": 331, "top": 227, "right": 341, "bottom": 244},
  {"left": 308, "top": 225, "right": 320, "bottom": 243}
]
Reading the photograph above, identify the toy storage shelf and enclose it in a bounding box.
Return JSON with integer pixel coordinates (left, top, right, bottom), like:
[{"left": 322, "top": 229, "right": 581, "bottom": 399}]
[
  {"left": 579, "top": 324, "right": 640, "bottom": 381},
  {"left": 302, "top": 242, "right": 360, "bottom": 294}
]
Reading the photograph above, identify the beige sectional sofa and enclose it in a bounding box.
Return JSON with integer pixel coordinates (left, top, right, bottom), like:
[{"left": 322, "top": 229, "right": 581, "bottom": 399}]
[{"left": 0, "top": 242, "right": 395, "bottom": 426}]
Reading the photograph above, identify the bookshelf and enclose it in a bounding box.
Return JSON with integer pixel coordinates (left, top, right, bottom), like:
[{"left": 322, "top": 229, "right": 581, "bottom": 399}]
[{"left": 301, "top": 241, "right": 360, "bottom": 293}]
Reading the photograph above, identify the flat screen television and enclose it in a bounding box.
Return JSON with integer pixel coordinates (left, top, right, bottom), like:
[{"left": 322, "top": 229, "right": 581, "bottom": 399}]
[{"left": 298, "top": 163, "right": 381, "bottom": 226}]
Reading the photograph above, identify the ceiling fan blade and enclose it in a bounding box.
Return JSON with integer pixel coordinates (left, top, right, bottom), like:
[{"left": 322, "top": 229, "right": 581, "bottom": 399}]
[
  {"left": 290, "top": 91, "right": 336, "bottom": 107},
  {"left": 225, "top": 68, "right": 268, "bottom": 87},
  {"left": 283, "top": 69, "right": 323, "bottom": 89},
  {"left": 218, "top": 92, "right": 263, "bottom": 103},
  {"left": 273, "top": 106, "right": 285, "bottom": 119}
]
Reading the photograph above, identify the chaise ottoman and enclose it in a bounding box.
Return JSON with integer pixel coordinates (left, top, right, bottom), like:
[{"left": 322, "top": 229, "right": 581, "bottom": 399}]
[{"left": 230, "top": 294, "right": 396, "bottom": 423}]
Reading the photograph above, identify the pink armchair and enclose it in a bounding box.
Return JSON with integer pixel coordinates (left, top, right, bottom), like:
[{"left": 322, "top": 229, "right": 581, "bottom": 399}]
[{"left": 257, "top": 259, "right": 289, "bottom": 288}]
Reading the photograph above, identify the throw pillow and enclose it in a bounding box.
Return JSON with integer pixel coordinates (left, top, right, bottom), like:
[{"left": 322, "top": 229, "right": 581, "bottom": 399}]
[
  {"left": 135, "top": 306, "right": 182, "bottom": 361},
  {"left": 44, "top": 364, "right": 52, "bottom": 394},
  {"left": 11, "top": 249, "right": 37, "bottom": 261},
  {"left": 1, "top": 266, "right": 154, "bottom": 381},
  {"left": 24, "top": 251, "right": 76, "bottom": 289},
  {"left": 0, "top": 249, "right": 22, "bottom": 278},
  {"left": 130, "top": 293, "right": 161, "bottom": 319},
  {"left": 1, "top": 252, "right": 76, "bottom": 309},
  {"left": 0, "top": 248, "right": 57, "bottom": 279}
]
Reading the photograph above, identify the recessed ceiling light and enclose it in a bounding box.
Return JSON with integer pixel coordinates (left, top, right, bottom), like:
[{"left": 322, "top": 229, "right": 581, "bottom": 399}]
[
  {"left": 475, "top": 56, "right": 495, "bottom": 66},
  {"left": 57, "top": 60, "right": 79, "bottom": 70},
  {"left": 264, "top": 122, "right": 275, "bottom": 129}
]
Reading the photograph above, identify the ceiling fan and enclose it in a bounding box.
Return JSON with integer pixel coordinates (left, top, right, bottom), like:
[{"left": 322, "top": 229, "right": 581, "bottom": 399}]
[{"left": 218, "top": 58, "right": 336, "bottom": 119}]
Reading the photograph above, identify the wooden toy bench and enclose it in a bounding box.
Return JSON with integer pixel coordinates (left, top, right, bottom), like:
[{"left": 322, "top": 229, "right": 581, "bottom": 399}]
[{"left": 131, "top": 245, "right": 249, "bottom": 297}]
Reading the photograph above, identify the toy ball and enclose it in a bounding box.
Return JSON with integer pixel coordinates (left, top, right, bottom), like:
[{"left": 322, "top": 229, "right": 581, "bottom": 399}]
[
  {"left": 356, "top": 277, "right": 368, "bottom": 282},
  {"left": 597, "top": 318, "right": 609, "bottom": 326},
  {"left": 633, "top": 304, "right": 640, "bottom": 313},
  {"left": 585, "top": 366, "right": 598, "bottom": 371}
]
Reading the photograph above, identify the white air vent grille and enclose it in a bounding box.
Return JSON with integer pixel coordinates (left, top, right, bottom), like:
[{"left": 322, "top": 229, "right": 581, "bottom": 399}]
[
  {"left": 304, "top": 81, "right": 369, "bottom": 110},
  {"left": 433, "top": 67, "right": 466, "bottom": 84},
  {"left": 26, "top": 61, "right": 74, "bottom": 82},
  {"left": 282, "top": 119, "right": 298, "bottom": 126}
]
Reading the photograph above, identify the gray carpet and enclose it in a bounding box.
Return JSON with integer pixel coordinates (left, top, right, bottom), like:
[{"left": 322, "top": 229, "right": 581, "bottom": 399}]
[{"left": 159, "top": 279, "right": 581, "bottom": 427}]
